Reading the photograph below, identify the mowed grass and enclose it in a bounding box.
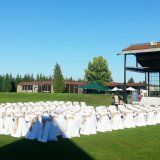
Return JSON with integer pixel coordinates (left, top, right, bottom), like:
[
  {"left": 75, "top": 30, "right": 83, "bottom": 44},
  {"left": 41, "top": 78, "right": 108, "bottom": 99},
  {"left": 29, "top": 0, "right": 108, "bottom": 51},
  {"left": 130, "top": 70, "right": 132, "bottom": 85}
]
[
  {"left": 0, "top": 92, "right": 112, "bottom": 106},
  {"left": 0, "top": 92, "right": 160, "bottom": 160},
  {"left": 0, "top": 126, "right": 160, "bottom": 160}
]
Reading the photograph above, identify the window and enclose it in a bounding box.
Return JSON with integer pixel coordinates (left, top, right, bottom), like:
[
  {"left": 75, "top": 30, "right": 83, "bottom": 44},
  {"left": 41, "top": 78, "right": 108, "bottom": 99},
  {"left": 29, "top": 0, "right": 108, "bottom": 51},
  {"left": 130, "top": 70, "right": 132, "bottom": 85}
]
[
  {"left": 22, "top": 85, "right": 33, "bottom": 91},
  {"left": 22, "top": 85, "right": 25, "bottom": 90},
  {"left": 42, "top": 84, "right": 51, "bottom": 92},
  {"left": 28, "top": 85, "right": 33, "bottom": 90}
]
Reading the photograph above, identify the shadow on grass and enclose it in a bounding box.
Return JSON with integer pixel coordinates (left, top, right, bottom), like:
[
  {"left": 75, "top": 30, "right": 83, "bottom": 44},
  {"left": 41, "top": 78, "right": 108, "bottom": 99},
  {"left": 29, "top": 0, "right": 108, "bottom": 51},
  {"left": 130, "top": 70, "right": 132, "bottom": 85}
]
[
  {"left": 0, "top": 111, "right": 95, "bottom": 160},
  {"left": 0, "top": 136, "right": 94, "bottom": 160}
]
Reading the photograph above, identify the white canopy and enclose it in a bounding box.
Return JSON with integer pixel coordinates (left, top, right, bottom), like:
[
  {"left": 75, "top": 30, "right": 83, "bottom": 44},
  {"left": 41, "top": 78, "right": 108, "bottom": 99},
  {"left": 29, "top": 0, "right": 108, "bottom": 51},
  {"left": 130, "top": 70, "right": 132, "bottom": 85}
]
[{"left": 126, "top": 87, "right": 136, "bottom": 92}]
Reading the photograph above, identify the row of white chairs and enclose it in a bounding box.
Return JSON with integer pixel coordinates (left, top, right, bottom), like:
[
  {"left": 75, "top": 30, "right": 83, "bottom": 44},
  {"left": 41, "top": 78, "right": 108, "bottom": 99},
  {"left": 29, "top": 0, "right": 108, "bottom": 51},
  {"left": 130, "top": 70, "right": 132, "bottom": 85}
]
[{"left": 0, "top": 100, "right": 160, "bottom": 143}]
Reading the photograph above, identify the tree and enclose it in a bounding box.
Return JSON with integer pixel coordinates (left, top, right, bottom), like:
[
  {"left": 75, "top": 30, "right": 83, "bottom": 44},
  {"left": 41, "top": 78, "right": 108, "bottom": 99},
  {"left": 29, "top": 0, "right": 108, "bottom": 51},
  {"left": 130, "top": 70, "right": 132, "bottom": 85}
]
[
  {"left": 36, "top": 74, "right": 40, "bottom": 81},
  {"left": 128, "top": 77, "right": 134, "bottom": 83},
  {"left": 1, "top": 74, "right": 12, "bottom": 92},
  {"left": 23, "top": 74, "right": 31, "bottom": 82},
  {"left": 15, "top": 74, "right": 23, "bottom": 84},
  {"left": 53, "top": 63, "right": 65, "bottom": 93},
  {"left": 9, "top": 74, "right": 16, "bottom": 92},
  {"left": 30, "top": 74, "right": 34, "bottom": 81},
  {"left": 0, "top": 75, "right": 3, "bottom": 92},
  {"left": 10, "top": 79, "right": 16, "bottom": 92},
  {"left": 66, "top": 77, "right": 74, "bottom": 81},
  {"left": 1, "top": 77, "right": 6, "bottom": 92},
  {"left": 109, "top": 77, "right": 113, "bottom": 82},
  {"left": 77, "top": 78, "right": 85, "bottom": 82},
  {"left": 85, "top": 56, "right": 112, "bottom": 85},
  {"left": 48, "top": 75, "right": 53, "bottom": 80}
]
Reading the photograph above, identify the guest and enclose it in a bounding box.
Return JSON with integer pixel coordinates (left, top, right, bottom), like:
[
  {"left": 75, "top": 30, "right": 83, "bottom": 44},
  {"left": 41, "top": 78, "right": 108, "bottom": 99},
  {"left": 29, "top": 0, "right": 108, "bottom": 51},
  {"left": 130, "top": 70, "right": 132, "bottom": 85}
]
[
  {"left": 138, "top": 94, "right": 143, "bottom": 102},
  {"left": 112, "top": 93, "right": 120, "bottom": 105}
]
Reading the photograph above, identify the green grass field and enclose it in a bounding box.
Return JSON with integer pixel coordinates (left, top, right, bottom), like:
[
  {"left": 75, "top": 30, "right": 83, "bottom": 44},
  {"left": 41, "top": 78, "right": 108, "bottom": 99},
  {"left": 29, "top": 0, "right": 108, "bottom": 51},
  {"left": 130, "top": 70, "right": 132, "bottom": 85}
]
[
  {"left": 0, "top": 93, "right": 160, "bottom": 160},
  {"left": 0, "top": 92, "right": 113, "bottom": 106},
  {"left": 0, "top": 126, "right": 160, "bottom": 160}
]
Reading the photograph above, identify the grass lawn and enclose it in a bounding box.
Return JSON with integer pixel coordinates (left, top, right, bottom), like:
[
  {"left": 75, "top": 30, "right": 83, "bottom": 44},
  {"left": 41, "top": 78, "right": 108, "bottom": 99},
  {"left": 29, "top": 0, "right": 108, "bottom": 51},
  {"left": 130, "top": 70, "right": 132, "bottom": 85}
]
[
  {"left": 0, "top": 92, "right": 160, "bottom": 160},
  {"left": 0, "top": 92, "right": 113, "bottom": 106},
  {"left": 0, "top": 126, "right": 160, "bottom": 160}
]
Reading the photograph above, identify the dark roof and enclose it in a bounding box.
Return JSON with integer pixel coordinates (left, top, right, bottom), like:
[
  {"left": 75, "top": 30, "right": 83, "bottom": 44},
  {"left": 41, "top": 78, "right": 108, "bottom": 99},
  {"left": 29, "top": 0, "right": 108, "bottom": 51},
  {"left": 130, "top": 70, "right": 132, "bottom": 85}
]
[
  {"left": 18, "top": 81, "right": 52, "bottom": 86},
  {"left": 119, "top": 41, "right": 160, "bottom": 55},
  {"left": 18, "top": 81, "right": 86, "bottom": 86},
  {"left": 123, "top": 42, "right": 160, "bottom": 52},
  {"left": 18, "top": 81, "right": 145, "bottom": 87},
  {"left": 119, "top": 41, "right": 160, "bottom": 72},
  {"left": 65, "top": 81, "right": 87, "bottom": 85}
]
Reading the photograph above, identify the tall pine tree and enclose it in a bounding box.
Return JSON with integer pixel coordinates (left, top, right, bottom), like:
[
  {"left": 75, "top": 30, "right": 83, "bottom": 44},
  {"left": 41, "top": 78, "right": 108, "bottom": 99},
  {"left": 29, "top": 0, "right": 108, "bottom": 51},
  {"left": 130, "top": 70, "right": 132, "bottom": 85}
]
[{"left": 53, "top": 63, "right": 65, "bottom": 93}]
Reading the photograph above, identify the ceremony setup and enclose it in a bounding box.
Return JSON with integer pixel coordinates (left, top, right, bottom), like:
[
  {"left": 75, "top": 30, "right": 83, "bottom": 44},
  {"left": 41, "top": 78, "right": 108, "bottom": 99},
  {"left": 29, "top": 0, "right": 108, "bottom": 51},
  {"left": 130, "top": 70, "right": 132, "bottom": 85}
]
[
  {"left": 0, "top": 41, "right": 160, "bottom": 160},
  {"left": 0, "top": 1, "right": 160, "bottom": 160},
  {"left": 0, "top": 98, "right": 160, "bottom": 143}
]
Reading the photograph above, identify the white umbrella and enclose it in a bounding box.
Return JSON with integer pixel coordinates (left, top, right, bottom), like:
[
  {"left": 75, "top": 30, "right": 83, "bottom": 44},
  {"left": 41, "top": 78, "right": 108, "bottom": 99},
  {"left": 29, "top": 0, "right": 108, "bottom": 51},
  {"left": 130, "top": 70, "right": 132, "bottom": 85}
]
[
  {"left": 111, "top": 87, "right": 119, "bottom": 91},
  {"left": 126, "top": 87, "right": 136, "bottom": 92}
]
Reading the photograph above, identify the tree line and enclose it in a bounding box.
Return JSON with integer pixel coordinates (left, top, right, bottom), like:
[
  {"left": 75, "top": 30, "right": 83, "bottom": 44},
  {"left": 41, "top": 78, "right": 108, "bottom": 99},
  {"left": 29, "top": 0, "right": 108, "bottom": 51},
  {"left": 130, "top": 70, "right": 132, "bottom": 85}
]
[
  {"left": 0, "top": 73, "right": 85, "bottom": 92},
  {"left": 0, "top": 56, "right": 113, "bottom": 93},
  {"left": 0, "top": 74, "right": 53, "bottom": 92}
]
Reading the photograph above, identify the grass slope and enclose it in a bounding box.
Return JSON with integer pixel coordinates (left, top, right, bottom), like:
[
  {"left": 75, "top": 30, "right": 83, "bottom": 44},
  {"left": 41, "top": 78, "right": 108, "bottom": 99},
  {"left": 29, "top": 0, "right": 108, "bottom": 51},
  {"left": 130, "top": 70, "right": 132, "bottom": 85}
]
[
  {"left": 0, "top": 126, "right": 160, "bottom": 160},
  {"left": 0, "top": 92, "right": 112, "bottom": 106}
]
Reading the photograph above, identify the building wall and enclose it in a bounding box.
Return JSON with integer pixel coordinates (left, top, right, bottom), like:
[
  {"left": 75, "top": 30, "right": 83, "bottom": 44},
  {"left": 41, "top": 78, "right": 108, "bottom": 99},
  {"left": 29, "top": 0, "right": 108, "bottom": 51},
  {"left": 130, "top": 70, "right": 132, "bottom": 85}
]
[
  {"left": 17, "top": 83, "right": 83, "bottom": 93},
  {"left": 17, "top": 84, "right": 53, "bottom": 93},
  {"left": 51, "top": 84, "right": 54, "bottom": 93},
  {"left": 17, "top": 85, "right": 23, "bottom": 93},
  {"left": 65, "top": 84, "right": 82, "bottom": 93},
  {"left": 17, "top": 82, "right": 145, "bottom": 94},
  {"left": 17, "top": 85, "right": 33, "bottom": 93}
]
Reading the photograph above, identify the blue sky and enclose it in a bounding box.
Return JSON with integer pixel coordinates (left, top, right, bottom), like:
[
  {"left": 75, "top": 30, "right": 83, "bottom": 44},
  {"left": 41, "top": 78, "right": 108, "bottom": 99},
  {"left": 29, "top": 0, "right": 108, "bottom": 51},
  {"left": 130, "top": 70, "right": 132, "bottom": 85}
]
[{"left": 0, "top": 0, "right": 160, "bottom": 82}]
